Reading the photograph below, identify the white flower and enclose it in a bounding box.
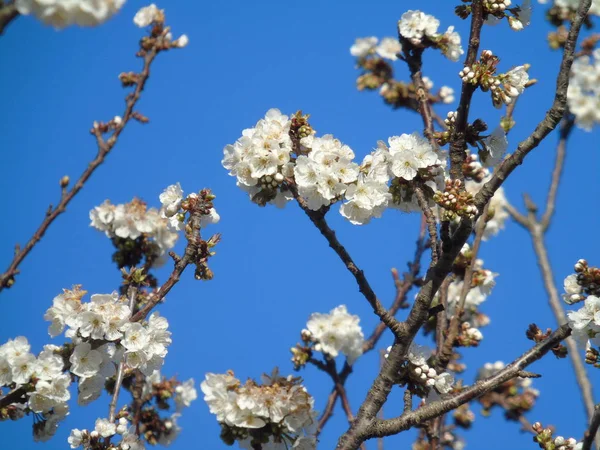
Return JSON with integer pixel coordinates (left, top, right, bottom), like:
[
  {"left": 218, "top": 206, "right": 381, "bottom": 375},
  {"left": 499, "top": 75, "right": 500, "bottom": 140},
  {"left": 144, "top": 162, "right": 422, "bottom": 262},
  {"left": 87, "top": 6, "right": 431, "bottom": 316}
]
[
  {"left": 175, "top": 378, "right": 198, "bottom": 409},
  {"left": 481, "top": 125, "right": 508, "bottom": 167},
  {"left": 514, "top": 0, "right": 532, "bottom": 29},
  {"left": 11, "top": 353, "right": 37, "bottom": 384},
  {"left": 563, "top": 274, "right": 584, "bottom": 304},
  {"left": 121, "top": 323, "right": 151, "bottom": 352},
  {"left": 173, "top": 34, "right": 189, "bottom": 48},
  {"left": 133, "top": 4, "right": 162, "bottom": 27},
  {"left": 350, "top": 37, "right": 378, "bottom": 57},
  {"left": 398, "top": 10, "right": 440, "bottom": 42},
  {"left": 78, "top": 375, "right": 104, "bottom": 405},
  {"left": 0, "top": 356, "right": 12, "bottom": 386},
  {"left": 375, "top": 37, "right": 402, "bottom": 60},
  {"left": 0, "top": 336, "right": 31, "bottom": 364},
  {"left": 407, "top": 343, "right": 432, "bottom": 366},
  {"left": 35, "top": 347, "right": 64, "bottom": 381},
  {"left": 68, "top": 429, "right": 85, "bottom": 449},
  {"left": 15, "top": 0, "right": 125, "bottom": 29},
  {"left": 306, "top": 305, "right": 364, "bottom": 363},
  {"left": 70, "top": 343, "right": 102, "bottom": 378},
  {"left": 441, "top": 26, "right": 464, "bottom": 62},
  {"left": 567, "top": 295, "right": 600, "bottom": 342},
  {"left": 434, "top": 372, "right": 454, "bottom": 394},
  {"left": 505, "top": 65, "right": 529, "bottom": 97},
  {"left": 160, "top": 183, "right": 184, "bottom": 217},
  {"left": 439, "top": 86, "right": 455, "bottom": 103},
  {"left": 95, "top": 418, "right": 116, "bottom": 438}
]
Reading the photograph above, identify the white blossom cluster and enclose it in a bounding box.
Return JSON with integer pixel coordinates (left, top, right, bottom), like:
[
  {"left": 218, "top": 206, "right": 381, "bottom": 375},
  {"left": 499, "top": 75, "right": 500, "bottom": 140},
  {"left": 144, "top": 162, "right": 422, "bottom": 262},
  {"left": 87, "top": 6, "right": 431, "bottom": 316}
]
[
  {"left": 0, "top": 337, "right": 70, "bottom": 441},
  {"left": 294, "top": 135, "right": 360, "bottom": 211},
  {"left": 222, "top": 108, "right": 295, "bottom": 208},
  {"left": 567, "top": 49, "right": 600, "bottom": 131},
  {"left": 223, "top": 110, "right": 449, "bottom": 225},
  {"left": 340, "top": 132, "right": 446, "bottom": 224},
  {"left": 90, "top": 198, "right": 178, "bottom": 265},
  {"left": 303, "top": 305, "right": 365, "bottom": 364},
  {"left": 385, "top": 343, "right": 454, "bottom": 395},
  {"left": 158, "top": 183, "right": 220, "bottom": 231},
  {"left": 44, "top": 287, "right": 171, "bottom": 404},
  {"left": 538, "top": 0, "right": 600, "bottom": 16},
  {"left": 398, "top": 10, "right": 464, "bottom": 61},
  {"left": 201, "top": 370, "right": 317, "bottom": 449},
  {"left": 15, "top": 0, "right": 124, "bottom": 29},
  {"left": 132, "top": 4, "right": 188, "bottom": 47},
  {"left": 69, "top": 417, "right": 145, "bottom": 450},
  {"left": 350, "top": 36, "right": 402, "bottom": 60}
]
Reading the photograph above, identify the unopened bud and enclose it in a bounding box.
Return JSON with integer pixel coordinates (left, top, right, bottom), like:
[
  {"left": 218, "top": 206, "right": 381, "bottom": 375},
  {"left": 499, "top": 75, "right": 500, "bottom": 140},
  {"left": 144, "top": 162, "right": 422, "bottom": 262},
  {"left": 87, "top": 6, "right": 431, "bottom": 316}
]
[{"left": 59, "top": 175, "right": 70, "bottom": 188}]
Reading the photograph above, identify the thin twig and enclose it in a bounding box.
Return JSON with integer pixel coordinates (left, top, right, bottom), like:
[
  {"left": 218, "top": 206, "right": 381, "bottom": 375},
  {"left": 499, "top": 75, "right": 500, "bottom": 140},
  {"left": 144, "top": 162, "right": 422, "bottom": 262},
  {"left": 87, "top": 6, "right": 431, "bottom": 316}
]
[
  {"left": 0, "top": 39, "right": 165, "bottom": 292},
  {"left": 289, "top": 184, "right": 403, "bottom": 337}
]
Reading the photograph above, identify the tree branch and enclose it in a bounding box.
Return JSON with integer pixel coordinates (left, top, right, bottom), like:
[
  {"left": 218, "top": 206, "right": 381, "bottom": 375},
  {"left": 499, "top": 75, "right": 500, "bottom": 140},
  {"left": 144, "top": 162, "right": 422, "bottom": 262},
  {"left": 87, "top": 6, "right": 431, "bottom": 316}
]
[
  {"left": 290, "top": 185, "right": 404, "bottom": 338},
  {"left": 474, "top": 0, "right": 591, "bottom": 211},
  {"left": 368, "top": 324, "right": 571, "bottom": 440},
  {"left": 0, "top": 35, "right": 171, "bottom": 292},
  {"left": 0, "top": 2, "right": 18, "bottom": 35},
  {"left": 583, "top": 404, "right": 600, "bottom": 450}
]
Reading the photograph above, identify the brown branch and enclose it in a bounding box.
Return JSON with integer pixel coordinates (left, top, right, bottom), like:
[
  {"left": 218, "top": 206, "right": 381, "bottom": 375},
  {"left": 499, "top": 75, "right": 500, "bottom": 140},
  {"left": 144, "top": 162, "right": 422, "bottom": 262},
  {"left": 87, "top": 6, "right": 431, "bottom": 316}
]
[
  {"left": 474, "top": 0, "right": 591, "bottom": 211},
  {"left": 289, "top": 185, "right": 403, "bottom": 338},
  {"left": 0, "top": 2, "right": 18, "bottom": 35},
  {"left": 583, "top": 404, "right": 600, "bottom": 450},
  {"left": 367, "top": 324, "right": 571, "bottom": 440},
  {"left": 130, "top": 210, "right": 206, "bottom": 322},
  {"left": 316, "top": 221, "right": 426, "bottom": 437},
  {"left": 335, "top": 5, "right": 592, "bottom": 446},
  {"left": 414, "top": 187, "right": 438, "bottom": 266},
  {"left": 0, "top": 385, "right": 27, "bottom": 409},
  {"left": 0, "top": 37, "right": 168, "bottom": 292},
  {"left": 449, "top": 0, "right": 484, "bottom": 181}
]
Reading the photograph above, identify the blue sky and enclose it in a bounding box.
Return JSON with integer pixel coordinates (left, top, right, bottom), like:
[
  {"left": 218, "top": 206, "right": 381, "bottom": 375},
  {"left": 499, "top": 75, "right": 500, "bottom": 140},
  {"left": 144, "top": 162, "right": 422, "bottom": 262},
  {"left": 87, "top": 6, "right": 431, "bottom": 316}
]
[{"left": 1, "top": 1, "right": 599, "bottom": 449}]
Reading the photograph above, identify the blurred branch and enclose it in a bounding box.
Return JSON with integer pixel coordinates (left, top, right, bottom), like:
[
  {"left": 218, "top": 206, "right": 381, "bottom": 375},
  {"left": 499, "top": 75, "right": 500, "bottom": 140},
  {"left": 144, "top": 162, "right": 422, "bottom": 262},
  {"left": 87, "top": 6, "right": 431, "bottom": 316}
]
[
  {"left": 506, "top": 114, "right": 596, "bottom": 431},
  {"left": 0, "top": 2, "right": 18, "bottom": 35},
  {"left": 583, "top": 404, "right": 600, "bottom": 450}
]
